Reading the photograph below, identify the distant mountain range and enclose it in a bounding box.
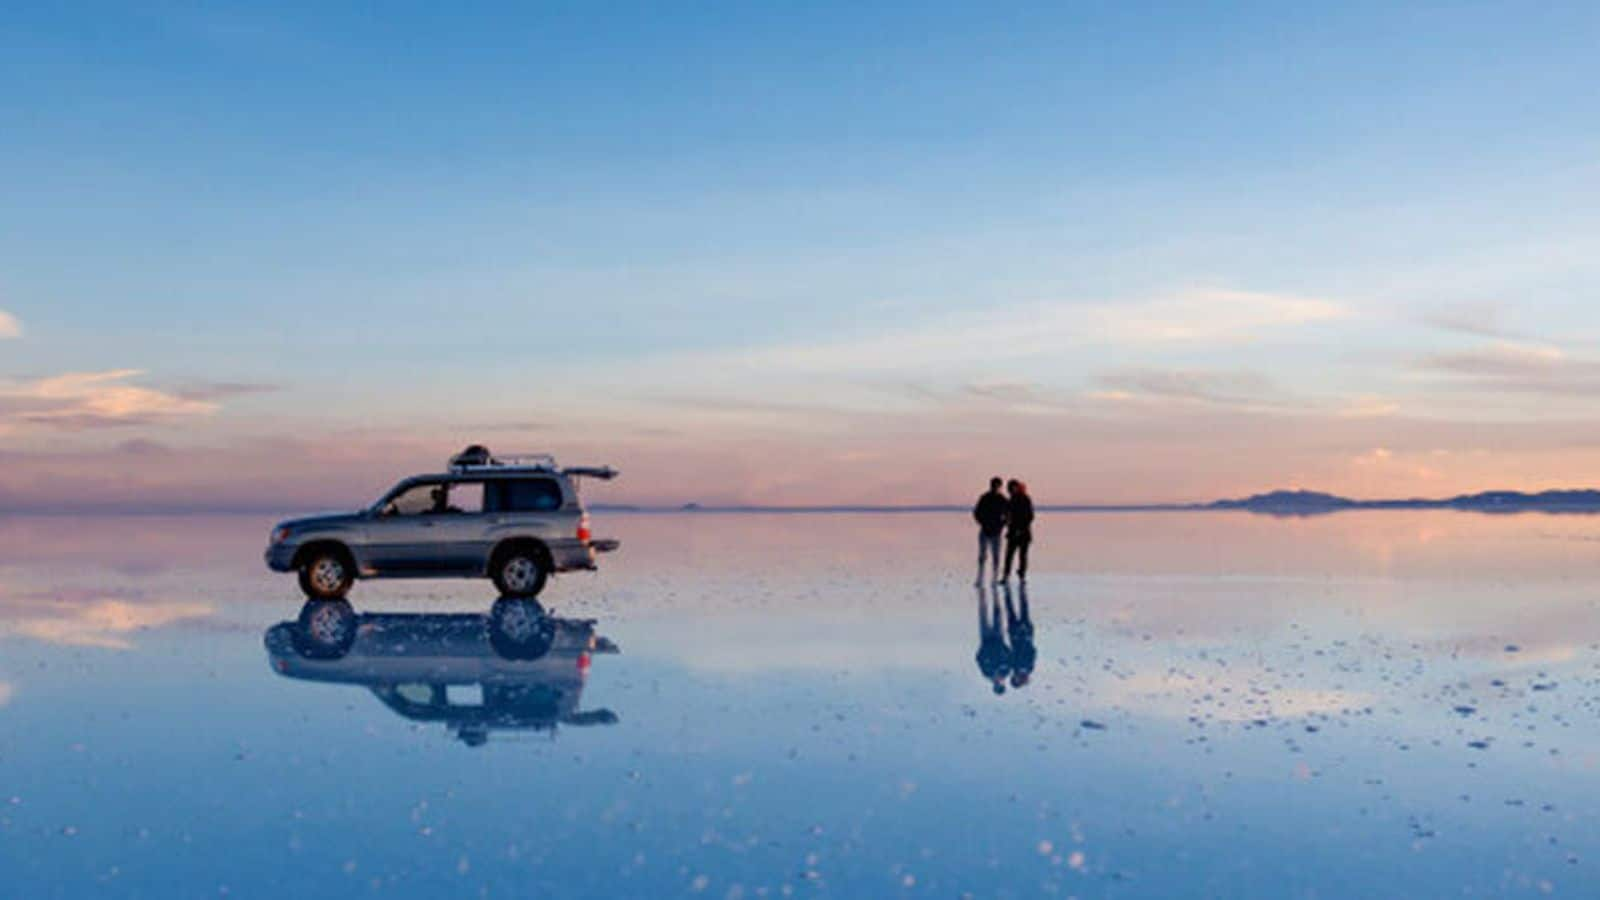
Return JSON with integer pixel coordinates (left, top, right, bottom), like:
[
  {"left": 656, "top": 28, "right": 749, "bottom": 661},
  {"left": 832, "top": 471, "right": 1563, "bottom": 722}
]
[{"left": 1207, "top": 489, "right": 1600, "bottom": 516}]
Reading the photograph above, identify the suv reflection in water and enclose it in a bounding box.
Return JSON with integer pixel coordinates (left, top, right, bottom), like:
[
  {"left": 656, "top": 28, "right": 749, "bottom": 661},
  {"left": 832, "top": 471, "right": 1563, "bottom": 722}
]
[{"left": 263, "top": 598, "right": 619, "bottom": 746}]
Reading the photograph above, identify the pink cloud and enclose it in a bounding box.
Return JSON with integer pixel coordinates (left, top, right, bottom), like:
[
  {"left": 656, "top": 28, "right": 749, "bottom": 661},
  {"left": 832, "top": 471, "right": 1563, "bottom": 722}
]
[
  {"left": 4, "top": 399, "right": 1600, "bottom": 512},
  {"left": 0, "top": 370, "right": 218, "bottom": 430}
]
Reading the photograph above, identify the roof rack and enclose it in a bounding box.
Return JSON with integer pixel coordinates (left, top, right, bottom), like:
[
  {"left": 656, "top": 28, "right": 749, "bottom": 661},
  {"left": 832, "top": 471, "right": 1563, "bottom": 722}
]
[
  {"left": 446, "top": 445, "right": 618, "bottom": 479},
  {"left": 448, "top": 445, "right": 554, "bottom": 473}
]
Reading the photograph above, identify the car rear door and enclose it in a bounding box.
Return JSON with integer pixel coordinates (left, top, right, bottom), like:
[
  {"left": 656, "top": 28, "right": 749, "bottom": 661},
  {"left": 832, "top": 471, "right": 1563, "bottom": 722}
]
[{"left": 483, "top": 477, "right": 572, "bottom": 546}]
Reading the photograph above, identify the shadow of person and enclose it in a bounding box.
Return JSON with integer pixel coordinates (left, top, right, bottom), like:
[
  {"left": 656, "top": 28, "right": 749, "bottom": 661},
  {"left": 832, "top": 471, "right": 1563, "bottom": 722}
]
[
  {"left": 1003, "top": 582, "right": 1035, "bottom": 689},
  {"left": 264, "top": 598, "right": 620, "bottom": 745},
  {"left": 975, "top": 583, "right": 1011, "bottom": 695}
]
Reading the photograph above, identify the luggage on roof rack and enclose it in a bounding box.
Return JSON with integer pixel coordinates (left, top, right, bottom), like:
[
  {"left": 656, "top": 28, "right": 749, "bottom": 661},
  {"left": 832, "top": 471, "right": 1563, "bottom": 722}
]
[
  {"left": 446, "top": 445, "right": 617, "bottom": 479},
  {"left": 450, "top": 444, "right": 492, "bottom": 468},
  {"left": 449, "top": 445, "right": 556, "bottom": 473}
]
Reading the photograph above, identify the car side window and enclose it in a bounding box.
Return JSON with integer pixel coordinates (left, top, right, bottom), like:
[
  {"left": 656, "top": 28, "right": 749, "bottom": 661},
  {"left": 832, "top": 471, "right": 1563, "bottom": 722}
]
[
  {"left": 384, "top": 484, "right": 443, "bottom": 516},
  {"left": 451, "top": 482, "right": 484, "bottom": 514},
  {"left": 382, "top": 482, "right": 483, "bottom": 516},
  {"left": 484, "top": 479, "right": 564, "bottom": 513}
]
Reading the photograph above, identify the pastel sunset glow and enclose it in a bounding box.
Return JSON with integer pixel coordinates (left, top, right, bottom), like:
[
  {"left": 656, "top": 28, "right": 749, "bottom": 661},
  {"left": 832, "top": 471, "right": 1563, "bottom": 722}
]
[{"left": 5, "top": 5, "right": 1599, "bottom": 510}]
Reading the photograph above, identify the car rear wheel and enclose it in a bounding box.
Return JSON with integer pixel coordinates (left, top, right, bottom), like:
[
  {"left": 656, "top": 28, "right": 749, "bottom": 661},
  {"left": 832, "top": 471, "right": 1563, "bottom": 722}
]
[
  {"left": 492, "top": 551, "right": 548, "bottom": 597},
  {"left": 298, "top": 552, "right": 353, "bottom": 599}
]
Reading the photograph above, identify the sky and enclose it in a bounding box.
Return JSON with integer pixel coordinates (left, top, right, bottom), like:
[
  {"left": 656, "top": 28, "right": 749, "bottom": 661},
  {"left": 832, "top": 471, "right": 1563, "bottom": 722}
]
[{"left": 3, "top": 2, "right": 1600, "bottom": 510}]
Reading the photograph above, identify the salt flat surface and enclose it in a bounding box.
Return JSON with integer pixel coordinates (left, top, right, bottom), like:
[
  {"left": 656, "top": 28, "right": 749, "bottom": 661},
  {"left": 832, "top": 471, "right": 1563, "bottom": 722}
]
[{"left": 2, "top": 510, "right": 1599, "bottom": 897}]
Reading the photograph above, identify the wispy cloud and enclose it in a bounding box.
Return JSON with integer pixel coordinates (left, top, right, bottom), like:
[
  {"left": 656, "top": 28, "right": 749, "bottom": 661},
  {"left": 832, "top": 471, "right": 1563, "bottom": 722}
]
[
  {"left": 0, "top": 370, "right": 219, "bottom": 430},
  {"left": 171, "top": 381, "right": 281, "bottom": 403},
  {"left": 1337, "top": 396, "right": 1402, "bottom": 418},
  {"left": 458, "top": 421, "right": 554, "bottom": 433},
  {"left": 1421, "top": 304, "right": 1522, "bottom": 341},
  {"left": 1089, "top": 369, "right": 1288, "bottom": 409},
  {"left": 0, "top": 310, "right": 19, "bottom": 339},
  {"left": 1351, "top": 446, "right": 1393, "bottom": 466},
  {"left": 1421, "top": 342, "right": 1567, "bottom": 377},
  {"left": 1083, "top": 368, "right": 1404, "bottom": 421},
  {"left": 1418, "top": 342, "right": 1600, "bottom": 395},
  {"left": 724, "top": 288, "right": 1348, "bottom": 374}
]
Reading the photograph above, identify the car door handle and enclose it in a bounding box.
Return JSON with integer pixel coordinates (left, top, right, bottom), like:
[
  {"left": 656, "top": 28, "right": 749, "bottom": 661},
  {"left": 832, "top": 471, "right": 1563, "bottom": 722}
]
[{"left": 420, "top": 520, "right": 437, "bottom": 528}]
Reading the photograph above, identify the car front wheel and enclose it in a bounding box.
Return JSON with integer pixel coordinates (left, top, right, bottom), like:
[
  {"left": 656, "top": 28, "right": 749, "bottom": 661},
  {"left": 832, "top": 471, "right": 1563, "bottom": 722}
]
[
  {"left": 492, "top": 551, "right": 548, "bottom": 597},
  {"left": 293, "top": 599, "right": 357, "bottom": 659},
  {"left": 299, "top": 552, "right": 353, "bottom": 599}
]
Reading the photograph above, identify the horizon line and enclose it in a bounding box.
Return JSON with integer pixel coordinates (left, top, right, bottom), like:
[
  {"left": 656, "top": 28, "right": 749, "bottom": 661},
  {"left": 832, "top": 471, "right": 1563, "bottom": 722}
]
[{"left": 7, "top": 485, "right": 1600, "bottom": 518}]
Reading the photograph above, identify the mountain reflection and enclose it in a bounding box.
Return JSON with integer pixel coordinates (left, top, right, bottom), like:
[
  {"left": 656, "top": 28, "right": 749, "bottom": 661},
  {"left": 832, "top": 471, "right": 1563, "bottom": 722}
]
[{"left": 264, "top": 598, "right": 619, "bottom": 746}]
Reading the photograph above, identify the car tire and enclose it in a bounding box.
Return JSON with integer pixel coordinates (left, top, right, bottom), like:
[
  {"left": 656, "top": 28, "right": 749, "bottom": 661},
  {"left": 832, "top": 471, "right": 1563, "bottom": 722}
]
[
  {"left": 489, "top": 597, "right": 556, "bottom": 660},
  {"left": 491, "top": 550, "right": 548, "bottom": 597},
  {"left": 298, "top": 550, "right": 353, "bottom": 600},
  {"left": 293, "top": 600, "right": 358, "bottom": 659}
]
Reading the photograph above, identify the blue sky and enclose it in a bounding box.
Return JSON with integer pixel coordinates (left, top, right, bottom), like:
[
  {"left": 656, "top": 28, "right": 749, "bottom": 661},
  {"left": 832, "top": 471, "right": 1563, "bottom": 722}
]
[{"left": 3, "top": 3, "right": 1600, "bottom": 508}]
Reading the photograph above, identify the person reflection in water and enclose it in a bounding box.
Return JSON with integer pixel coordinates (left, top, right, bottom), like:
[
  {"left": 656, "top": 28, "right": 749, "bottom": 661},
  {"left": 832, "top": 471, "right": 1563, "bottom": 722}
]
[
  {"left": 973, "top": 476, "right": 1009, "bottom": 585},
  {"left": 1003, "top": 479, "right": 1034, "bottom": 581},
  {"left": 1004, "top": 582, "right": 1035, "bottom": 689},
  {"left": 975, "top": 584, "right": 1011, "bottom": 694}
]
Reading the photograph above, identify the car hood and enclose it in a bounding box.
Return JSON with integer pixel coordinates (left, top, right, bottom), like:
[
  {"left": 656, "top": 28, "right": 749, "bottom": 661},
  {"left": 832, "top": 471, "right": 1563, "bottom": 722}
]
[{"left": 275, "top": 511, "right": 366, "bottom": 533}]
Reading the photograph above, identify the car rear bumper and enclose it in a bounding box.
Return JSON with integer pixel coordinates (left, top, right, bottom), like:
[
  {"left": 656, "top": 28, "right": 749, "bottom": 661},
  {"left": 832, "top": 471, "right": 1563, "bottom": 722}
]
[{"left": 548, "top": 538, "right": 619, "bottom": 572}]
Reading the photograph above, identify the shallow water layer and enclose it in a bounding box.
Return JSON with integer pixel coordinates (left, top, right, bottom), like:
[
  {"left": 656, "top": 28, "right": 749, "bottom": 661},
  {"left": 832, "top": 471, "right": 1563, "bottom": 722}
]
[{"left": 3, "top": 510, "right": 1600, "bottom": 898}]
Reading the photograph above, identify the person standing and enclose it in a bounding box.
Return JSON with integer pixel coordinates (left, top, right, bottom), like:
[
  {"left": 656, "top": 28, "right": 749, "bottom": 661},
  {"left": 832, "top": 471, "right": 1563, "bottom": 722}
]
[
  {"left": 972, "top": 477, "right": 1009, "bottom": 584},
  {"left": 1003, "top": 479, "right": 1034, "bottom": 580}
]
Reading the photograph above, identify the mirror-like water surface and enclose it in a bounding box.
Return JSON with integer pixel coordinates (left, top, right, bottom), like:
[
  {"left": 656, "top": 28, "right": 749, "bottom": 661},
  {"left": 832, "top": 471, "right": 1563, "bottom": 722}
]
[{"left": 3, "top": 511, "right": 1599, "bottom": 897}]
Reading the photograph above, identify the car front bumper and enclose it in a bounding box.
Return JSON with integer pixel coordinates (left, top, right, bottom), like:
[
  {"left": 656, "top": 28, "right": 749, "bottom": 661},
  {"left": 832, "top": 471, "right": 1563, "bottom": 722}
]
[{"left": 265, "top": 543, "right": 297, "bottom": 572}]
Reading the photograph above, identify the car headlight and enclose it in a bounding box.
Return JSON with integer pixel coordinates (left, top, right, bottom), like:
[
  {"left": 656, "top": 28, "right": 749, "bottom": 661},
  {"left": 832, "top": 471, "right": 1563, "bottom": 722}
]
[{"left": 271, "top": 526, "right": 292, "bottom": 545}]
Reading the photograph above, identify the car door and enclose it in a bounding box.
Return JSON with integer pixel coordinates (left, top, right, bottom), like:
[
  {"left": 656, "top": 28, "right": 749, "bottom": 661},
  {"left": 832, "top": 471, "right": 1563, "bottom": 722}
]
[
  {"left": 364, "top": 480, "right": 453, "bottom": 573},
  {"left": 425, "top": 480, "right": 487, "bottom": 571},
  {"left": 483, "top": 477, "right": 570, "bottom": 547}
]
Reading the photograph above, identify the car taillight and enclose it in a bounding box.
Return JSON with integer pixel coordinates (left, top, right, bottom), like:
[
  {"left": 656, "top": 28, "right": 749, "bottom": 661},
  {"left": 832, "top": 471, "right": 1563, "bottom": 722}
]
[{"left": 576, "top": 515, "right": 591, "bottom": 542}]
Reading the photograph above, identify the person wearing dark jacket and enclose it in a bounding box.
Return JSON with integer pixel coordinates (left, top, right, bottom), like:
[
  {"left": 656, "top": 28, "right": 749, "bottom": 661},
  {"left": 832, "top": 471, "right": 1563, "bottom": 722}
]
[
  {"left": 972, "top": 477, "right": 1009, "bottom": 584},
  {"left": 1003, "top": 479, "right": 1034, "bottom": 580}
]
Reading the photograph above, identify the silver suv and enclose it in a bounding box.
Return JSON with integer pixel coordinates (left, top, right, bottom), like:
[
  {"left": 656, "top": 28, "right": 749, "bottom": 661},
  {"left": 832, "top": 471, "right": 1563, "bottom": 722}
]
[{"left": 264, "top": 446, "right": 618, "bottom": 599}]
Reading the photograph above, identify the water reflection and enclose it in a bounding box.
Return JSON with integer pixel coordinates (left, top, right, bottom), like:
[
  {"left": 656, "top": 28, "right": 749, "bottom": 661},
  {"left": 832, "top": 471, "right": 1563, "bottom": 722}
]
[
  {"left": 263, "top": 598, "right": 619, "bottom": 746},
  {"left": 975, "top": 583, "right": 1038, "bottom": 695},
  {"left": 975, "top": 584, "right": 1008, "bottom": 693},
  {"left": 10, "top": 511, "right": 1600, "bottom": 896},
  {"left": 1004, "top": 583, "right": 1035, "bottom": 689}
]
